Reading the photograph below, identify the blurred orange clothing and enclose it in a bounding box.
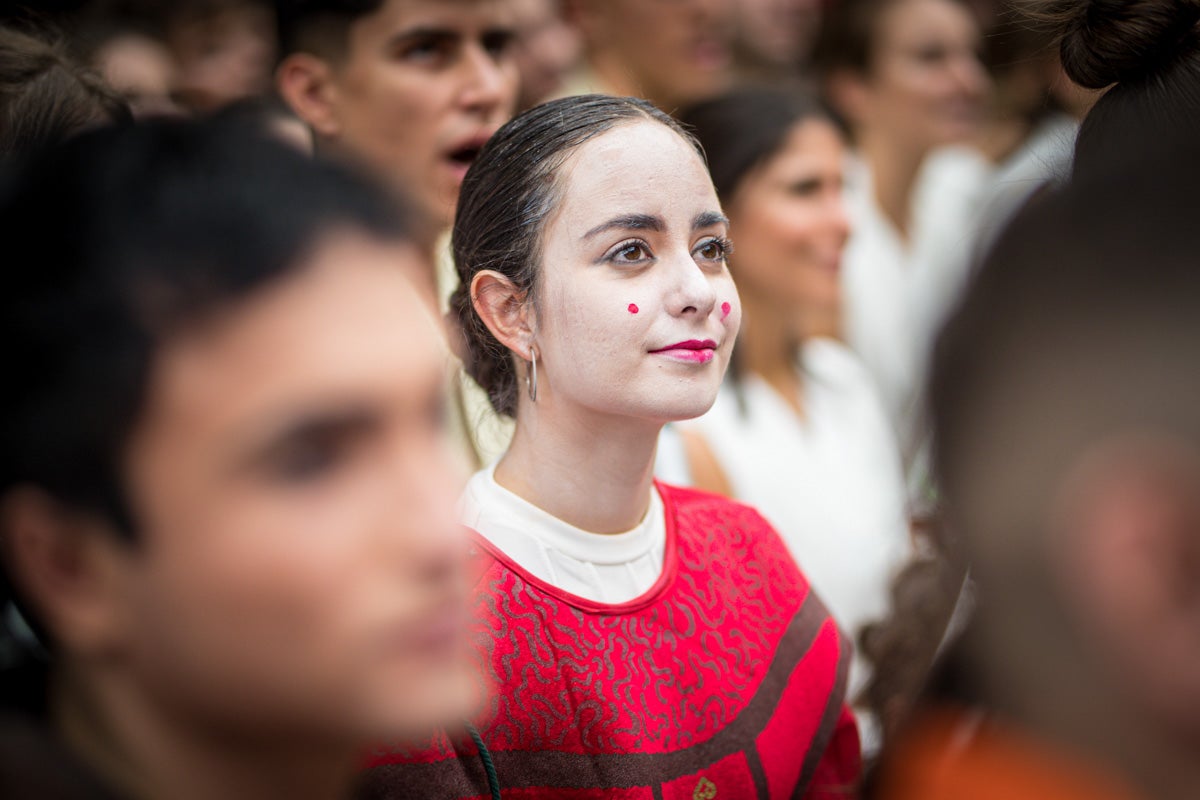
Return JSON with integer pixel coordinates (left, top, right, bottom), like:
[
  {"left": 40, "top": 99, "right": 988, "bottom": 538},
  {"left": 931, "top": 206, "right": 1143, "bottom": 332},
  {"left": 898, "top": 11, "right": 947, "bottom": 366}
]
[{"left": 875, "top": 708, "right": 1142, "bottom": 800}]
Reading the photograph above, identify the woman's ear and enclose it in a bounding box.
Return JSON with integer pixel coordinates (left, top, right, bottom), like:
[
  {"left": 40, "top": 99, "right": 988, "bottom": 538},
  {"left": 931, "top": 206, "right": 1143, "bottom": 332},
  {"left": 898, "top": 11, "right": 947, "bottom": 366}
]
[{"left": 471, "top": 271, "right": 536, "bottom": 360}]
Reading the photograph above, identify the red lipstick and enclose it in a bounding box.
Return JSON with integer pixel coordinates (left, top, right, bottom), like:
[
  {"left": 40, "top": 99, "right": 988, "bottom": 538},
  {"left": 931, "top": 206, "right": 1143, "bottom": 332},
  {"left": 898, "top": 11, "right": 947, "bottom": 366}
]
[{"left": 650, "top": 339, "right": 717, "bottom": 363}]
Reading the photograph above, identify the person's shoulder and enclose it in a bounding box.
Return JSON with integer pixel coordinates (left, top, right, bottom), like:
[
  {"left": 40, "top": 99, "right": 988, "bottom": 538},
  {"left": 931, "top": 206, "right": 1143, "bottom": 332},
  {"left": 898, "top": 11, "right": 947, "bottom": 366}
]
[
  {"left": 655, "top": 481, "right": 775, "bottom": 532},
  {"left": 656, "top": 480, "right": 737, "bottom": 508}
]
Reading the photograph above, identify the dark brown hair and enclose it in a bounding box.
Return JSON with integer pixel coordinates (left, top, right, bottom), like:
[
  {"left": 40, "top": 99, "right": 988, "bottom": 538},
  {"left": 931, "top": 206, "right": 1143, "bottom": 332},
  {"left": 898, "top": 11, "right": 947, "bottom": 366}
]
[
  {"left": 0, "top": 25, "right": 130, "bottom": 157},
  {"left": 273, "top": 0, "right": 384, "bottom": 60},
  {"left": 449, "top": 94, "right": 700, "bottom": 417},
  {"left": 1033, "top": 0, "right": 1200, "bottom": 176}
]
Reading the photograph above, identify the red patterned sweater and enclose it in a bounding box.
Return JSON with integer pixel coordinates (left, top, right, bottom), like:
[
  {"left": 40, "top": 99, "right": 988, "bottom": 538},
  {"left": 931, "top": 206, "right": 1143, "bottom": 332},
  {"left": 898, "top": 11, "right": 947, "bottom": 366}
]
[{"left": 360, "top": 483, "right": 860, "bottom": 799}]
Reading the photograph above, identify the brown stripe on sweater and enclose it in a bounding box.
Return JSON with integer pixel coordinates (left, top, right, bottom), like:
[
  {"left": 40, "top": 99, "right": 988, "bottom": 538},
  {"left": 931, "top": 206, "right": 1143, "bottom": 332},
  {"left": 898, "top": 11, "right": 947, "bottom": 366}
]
[
  {"left": 791, "top": 623, "right": 853, "bottom": 799},
  {"left": 359, "top": 589, "right": 845, "bottom": 797}
]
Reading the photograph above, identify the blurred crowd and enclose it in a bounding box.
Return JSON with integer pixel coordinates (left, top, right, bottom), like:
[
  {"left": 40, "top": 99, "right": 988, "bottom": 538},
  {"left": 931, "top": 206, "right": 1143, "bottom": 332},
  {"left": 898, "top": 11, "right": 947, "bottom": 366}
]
[{"left": 2, "top": 0, "right": 1200, "bottom": 798}]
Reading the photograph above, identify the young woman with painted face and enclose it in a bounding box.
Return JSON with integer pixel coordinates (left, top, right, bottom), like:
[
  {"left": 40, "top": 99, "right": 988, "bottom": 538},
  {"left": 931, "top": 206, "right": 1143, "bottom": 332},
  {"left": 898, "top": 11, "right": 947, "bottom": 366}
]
[
  {"left": 360, "top": 94, "right": 862, "bottom": 799},
  {"left": 811, "top": 0, "right": 988, "bottom": 481},
  {"left": 672, "top": 88, "right": 911, "bottom": 752}
]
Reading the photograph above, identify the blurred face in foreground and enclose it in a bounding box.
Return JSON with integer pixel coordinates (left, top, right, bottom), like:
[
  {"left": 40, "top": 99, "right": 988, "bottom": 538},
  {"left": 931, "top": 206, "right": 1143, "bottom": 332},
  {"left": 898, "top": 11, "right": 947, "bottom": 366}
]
[{"left": 110, "top": 230, "right": 473, "bottom": 744}]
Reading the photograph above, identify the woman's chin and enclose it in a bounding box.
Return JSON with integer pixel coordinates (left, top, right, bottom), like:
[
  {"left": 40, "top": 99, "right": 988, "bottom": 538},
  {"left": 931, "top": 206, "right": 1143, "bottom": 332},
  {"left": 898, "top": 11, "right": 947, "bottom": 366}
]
[{"left": 643, "top": 393, "right": 722, "bottom": 423}]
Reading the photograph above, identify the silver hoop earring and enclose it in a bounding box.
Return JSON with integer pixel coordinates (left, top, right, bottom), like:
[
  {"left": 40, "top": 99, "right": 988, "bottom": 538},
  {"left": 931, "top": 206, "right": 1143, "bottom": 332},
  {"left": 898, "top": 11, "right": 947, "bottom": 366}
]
[{"left": 526, "top": 346, "right": 538, "bottom": 402}]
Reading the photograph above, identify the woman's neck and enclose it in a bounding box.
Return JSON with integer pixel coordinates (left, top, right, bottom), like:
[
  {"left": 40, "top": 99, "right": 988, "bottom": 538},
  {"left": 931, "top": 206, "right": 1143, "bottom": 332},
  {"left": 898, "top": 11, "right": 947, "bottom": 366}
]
[
  {"left": 497, "top": 397, "right": 661, "bottom": 534},
  {"left": 54, "top": 667, "right": 356, "bottom": 800},
  {"left": 737, "top": 292, "right": 805, "bottom": 417},
  {"left": 857, "top": 128, "right": 929, "bottom": 241}
]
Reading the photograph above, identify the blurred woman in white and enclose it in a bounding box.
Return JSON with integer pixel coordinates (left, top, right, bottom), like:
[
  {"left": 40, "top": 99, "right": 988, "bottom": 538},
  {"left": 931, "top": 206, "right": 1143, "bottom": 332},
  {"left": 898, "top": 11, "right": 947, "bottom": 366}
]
[{"left": 811, "top": 0, "right": 988, "bottom": 484}]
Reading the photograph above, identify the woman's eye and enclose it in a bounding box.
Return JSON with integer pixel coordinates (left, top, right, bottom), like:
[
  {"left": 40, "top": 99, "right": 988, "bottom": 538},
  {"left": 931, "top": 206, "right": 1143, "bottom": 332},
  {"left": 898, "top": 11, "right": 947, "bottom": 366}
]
[
  {"left": 608, "top": 241, "right": 653, "bottom": 264},
  {"left": 694, "top": 237, "right": 731, "bottom": 262}
]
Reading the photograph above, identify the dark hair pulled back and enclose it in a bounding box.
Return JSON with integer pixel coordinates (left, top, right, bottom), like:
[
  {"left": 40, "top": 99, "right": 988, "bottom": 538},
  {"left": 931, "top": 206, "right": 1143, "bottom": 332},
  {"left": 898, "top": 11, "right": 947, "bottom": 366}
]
[
  {"left": 450, "top": 94, "right": 700, "bottom": 417},
  {"left": 1044, "top": 0, "right": 1200, "bottom": 89},
  {"left": 1034, "top": 0, "right": 1200, "bottom": 176}
]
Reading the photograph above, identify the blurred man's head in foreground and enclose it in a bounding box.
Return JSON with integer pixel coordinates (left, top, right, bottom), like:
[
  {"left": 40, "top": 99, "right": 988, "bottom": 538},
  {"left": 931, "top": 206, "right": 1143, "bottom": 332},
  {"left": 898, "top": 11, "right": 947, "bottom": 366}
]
[
  {"left": 929, "top": 141, "right": 1200, "bottom": 795},
  {"left": 0, "top": 119, "right": 475, "bottom": 795}
]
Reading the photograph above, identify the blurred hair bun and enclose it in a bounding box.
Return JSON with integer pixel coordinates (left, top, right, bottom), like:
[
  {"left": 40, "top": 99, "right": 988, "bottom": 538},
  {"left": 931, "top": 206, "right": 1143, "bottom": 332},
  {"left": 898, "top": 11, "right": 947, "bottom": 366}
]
[{"left": 1051, "top": 0, "right": 1200, "bottom": 89}]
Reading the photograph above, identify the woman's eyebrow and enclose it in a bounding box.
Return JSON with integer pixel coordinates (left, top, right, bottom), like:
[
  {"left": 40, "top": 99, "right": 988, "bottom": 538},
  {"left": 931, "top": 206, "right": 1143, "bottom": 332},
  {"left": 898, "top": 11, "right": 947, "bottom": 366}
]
[
  {"left": 693, "top": 211, "right": 729, "bottom": 230},
  {"left": 582, "top": 213, "right": 665, "bottom": 241}
]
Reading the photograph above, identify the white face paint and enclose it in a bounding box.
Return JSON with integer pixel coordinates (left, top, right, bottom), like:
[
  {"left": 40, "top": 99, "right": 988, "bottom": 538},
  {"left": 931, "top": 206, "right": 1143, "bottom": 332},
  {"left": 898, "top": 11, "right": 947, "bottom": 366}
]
[{"left": 531, "top": 120, "right": 741, "bottom": 423}]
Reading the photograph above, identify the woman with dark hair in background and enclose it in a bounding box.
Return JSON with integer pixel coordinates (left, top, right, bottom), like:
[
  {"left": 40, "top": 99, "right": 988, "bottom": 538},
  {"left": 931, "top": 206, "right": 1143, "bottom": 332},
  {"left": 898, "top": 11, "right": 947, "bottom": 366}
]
[
  {"left": 810, "top": 0, "right": 988, "bottom": 494},
  {"left": 670, "top": 87, "right": 910, "bottom": 753},
  {"left": 0, "top": 24, "right": 129, "bottom": 156},
  {"left": 361, "top": 93, "right": 861, "bottom": 799}
]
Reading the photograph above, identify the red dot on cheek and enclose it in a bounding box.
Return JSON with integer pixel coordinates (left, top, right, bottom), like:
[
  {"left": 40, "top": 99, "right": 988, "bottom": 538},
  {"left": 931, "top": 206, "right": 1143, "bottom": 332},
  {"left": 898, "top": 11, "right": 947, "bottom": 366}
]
[
  {"left": 628, "top": 303, "right": 639, "bottom": 314},
  {"left": 721, "top": 302, "right": 732, "bottom": 319}
]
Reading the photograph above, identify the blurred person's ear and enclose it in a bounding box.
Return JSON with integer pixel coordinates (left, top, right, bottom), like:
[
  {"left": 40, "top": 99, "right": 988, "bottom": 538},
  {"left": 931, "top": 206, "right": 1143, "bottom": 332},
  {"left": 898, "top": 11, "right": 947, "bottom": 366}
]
[
  {"left": 276, "top": 54, "right": 341, "bottom": 139},
  {"left": 1050, "top": 434, "right": 1200, "bottom": 719},
  {"left": 471, "top": 270, "right": 536, "bottom": 361},
  {"left": 825, "top": 69, "right": 871, "bottom": 129},
  {"left": 1, "top": 489, "right": 136, "bottom": 658}
]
